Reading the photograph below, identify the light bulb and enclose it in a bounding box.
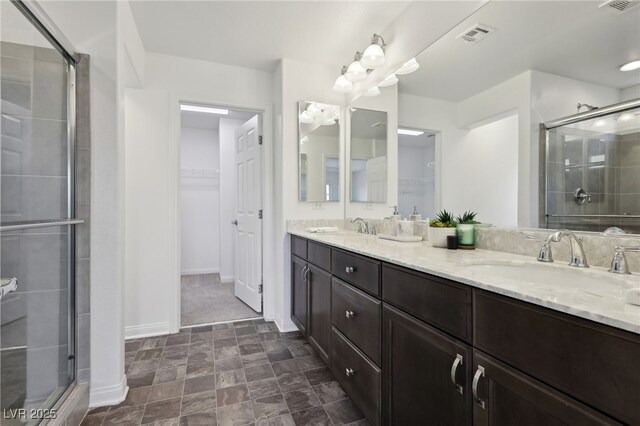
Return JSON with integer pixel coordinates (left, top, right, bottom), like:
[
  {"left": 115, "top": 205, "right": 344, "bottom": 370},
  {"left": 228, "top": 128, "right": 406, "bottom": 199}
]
[
  {"left": 363, "top": 86, "right": 380, "bottom": 97},
  {"left": 395, "top": 57, "right": 419, "bottom": 75},
  {"left": 378, "top": 73, "right": 398, "bottom": 87},
  {"left": 333, "top": 68, "right": 353, "bottom": 93},
  {"left": 345, "top": 59, "right": 367, "bottom": 82}
]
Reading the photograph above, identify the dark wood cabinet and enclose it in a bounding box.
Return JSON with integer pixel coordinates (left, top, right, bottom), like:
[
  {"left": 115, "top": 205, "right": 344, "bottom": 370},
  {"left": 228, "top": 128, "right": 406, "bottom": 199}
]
[
  {"left": 291, "top": 255, "right": 308, "bottom": 336},
  {"left": 382, "top": 303, "right": 472, "bottom": 426},
  {"left": 307, "top": 264, "right": 331, "bottom": 363},
  {"left": 471, "top": 350, "right": 620, "bottom": 426}
]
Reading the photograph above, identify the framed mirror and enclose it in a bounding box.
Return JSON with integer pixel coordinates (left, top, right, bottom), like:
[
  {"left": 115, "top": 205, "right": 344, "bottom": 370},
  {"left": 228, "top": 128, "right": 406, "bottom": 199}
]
[
  {"left": 298, "top": 101, "right": 341, "bottom": 202},
  {"left": 349, "top": 108, "right": 388, "bottom": 203}
]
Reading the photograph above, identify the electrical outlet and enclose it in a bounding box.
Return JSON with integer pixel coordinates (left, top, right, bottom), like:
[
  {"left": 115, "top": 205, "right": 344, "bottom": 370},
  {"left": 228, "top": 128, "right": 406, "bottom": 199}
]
[
  {"left": 312, "top": 202, "right": 324, "bottom": 210},
  {"left": 363, "top": 203, "right": 373, "bottom": 210}
]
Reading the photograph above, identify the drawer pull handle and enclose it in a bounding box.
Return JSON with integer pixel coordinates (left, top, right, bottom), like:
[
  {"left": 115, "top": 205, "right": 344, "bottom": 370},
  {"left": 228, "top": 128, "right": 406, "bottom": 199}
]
[
  {"left": 304, "top": 266, "right": 310, "bottom": 282},
  {"left": 301, "top": 266, "right": 307, "bottom": 281},
  {"left": 345, "top": 368, "right": 356, "bottom": 377},
  {"left": 472, "top": 365, "right": 486, "bottom": 410},
  {"left": 345, "top": 266, "right": 356, "bottom": 274},
  {"left": 345, "top": 310, "right": 356, "bottom": 319},
  {"left": 450, "top": 354, "right": 463, "bottom": 395}
]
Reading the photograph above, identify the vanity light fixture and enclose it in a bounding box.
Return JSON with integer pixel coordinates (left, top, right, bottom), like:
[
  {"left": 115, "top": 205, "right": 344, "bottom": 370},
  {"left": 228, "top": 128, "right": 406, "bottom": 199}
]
[
  {"left": 180, "top": 104, "right": 229, "bottom": 115},
  {"left": 619, "top": 59, "right": 640, "bottom": 72},
  {"left": 363, "top": 86, "right": 380, "bottom": 97},
  {"left": 345, "top": 52, "right": 367, "bottom": 82},
  {"left": 378, "top": 73, "right": 398, "bottom": 87},
  {"left": 398, "top": 128, "right": 424, "bottom": 136},
  {"left": 299, "top": 110, "right": 315, "bottom": 124},
  {"left": 333, "top": 66, "right": 353, "bottom": 93},
  {"left": 306, "top": 103, "right": 322, "bottom": 117},
  {"left": 361, "top": 33, "right": 387, "bottom": 69},
  {"left": 395, "top": 57, "right": 420, "bottom": 75}
]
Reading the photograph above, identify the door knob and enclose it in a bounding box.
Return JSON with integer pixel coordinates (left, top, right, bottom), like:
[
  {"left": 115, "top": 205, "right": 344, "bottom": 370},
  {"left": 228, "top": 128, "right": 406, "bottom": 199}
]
[
  {"left": 345, "top": 368, "right": 356, "bottom": 377},
  {"left": 231, "top": 220, "right": 238, "bottom": 226}
]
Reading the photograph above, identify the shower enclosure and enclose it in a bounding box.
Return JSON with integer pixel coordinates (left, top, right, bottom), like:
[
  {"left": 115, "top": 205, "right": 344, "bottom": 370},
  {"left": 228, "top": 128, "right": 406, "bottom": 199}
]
[
  {"left": 1, "top": 1, "right": 81, "bottom": 423},
  {"left": 542, "top": 98, "right": 640, "bottom": 234}
]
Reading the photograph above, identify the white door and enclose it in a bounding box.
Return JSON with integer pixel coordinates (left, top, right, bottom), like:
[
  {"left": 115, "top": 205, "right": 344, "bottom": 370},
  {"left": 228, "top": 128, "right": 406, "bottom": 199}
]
[
  {"left": 233, "top": 115, "right": 262, "bottom": 312},
  {"left": 367, "top": 156, "right": 388, "bottom": 202}
]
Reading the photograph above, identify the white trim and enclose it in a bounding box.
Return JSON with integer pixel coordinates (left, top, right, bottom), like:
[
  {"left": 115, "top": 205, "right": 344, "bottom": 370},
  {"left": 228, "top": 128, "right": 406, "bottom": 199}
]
[
  {"left": 181, "top": 268, "right": 220, "bottom": 275},
  {"left": 89, "top": 375, "right": 128, "bottom": 408},
  {"left": 180, "top": 316, "right": 263, "bottom": 329},
  {"left": 220, "top": 275, "right": 235, "bottom": 283},
  {"left": 274, "top": 318, "right": 299, "bottom": 333},
  {"left": 124, "top": 322, "right": 171, "bottom": 340}
]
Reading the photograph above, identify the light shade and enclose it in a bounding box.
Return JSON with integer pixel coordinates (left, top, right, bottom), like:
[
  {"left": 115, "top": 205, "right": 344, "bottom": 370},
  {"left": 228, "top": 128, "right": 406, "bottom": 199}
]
[
  {"left": 299, "top": 111, "right": 315, "bottom": 124},
  {"left": 181, "top": 104, "right": 229, "bottom": 115},
  {"left": 333, "top": 74, "right": 353, "bottom": 93},
  {"left": 345, "top": 60, "right": 367, "bottom": 82},
  {"left": 378, "top": 73, "right": 398, "bottom": 87},
  {"left": 620, "top": 60, "right": 640, "bottom": 72},
  {"left": 395, "top": 57, "right": 420, "bottom": 75},
  {"left": 306, "top": 103, "right": 322, "bottom": 117},
  {"left": 361, "top": 43, "right": 385, "bottom": 69},
  {"left": 363, "top": 86, "right": 380, "bottom": 97}
]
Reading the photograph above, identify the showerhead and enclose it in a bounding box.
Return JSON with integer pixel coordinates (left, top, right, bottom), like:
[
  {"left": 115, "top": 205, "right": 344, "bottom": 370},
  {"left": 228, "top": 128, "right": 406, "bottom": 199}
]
[{"left": 577, "top": 103, "right": 598, "bottom": 113}]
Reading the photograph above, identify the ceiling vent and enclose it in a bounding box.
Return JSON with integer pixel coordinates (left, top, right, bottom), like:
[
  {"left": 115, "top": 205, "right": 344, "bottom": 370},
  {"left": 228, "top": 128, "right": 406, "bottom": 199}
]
[
  {"left": 456, "top": 23, "right": 496, "bottom": 44},
  {"left": 599, "top": 0, "right": 640, "bottom": 13}
]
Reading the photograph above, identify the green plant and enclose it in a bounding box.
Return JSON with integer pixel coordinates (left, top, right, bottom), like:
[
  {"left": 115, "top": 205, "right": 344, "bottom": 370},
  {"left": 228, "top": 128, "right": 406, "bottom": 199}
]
[
  {"left": 429, "top": 210, "right": 457, "bottom": 228},
  {"left": 456, "top": 210, "right": 480, "bottom": 225}
]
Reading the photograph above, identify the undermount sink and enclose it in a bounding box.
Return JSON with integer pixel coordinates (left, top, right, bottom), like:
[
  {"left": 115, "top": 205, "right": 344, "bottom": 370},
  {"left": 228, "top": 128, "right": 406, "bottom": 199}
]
[{"left": 459, "top": 261, "right": 637, "bottom": 300}]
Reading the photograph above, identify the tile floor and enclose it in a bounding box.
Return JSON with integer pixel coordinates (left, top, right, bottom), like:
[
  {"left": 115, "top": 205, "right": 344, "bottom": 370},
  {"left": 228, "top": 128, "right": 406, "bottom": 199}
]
[
  {"left": 81, "top": 319, "right": 369, "bottom": 425},
  {"left": 181, "top": 274, "right": 260, "bottom": 326}
]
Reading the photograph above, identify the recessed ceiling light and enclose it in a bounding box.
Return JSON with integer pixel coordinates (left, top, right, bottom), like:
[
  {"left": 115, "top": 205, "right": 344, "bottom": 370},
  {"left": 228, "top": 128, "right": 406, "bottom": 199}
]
[
  {"left": 181, "top": 104, "right": 229, "bottom": 115},
  {"left": 398, "top": 129, "right": 424, "bottom": 136},
  {"left": 619, "top": 60, "right": 640, "bottom": 72}
]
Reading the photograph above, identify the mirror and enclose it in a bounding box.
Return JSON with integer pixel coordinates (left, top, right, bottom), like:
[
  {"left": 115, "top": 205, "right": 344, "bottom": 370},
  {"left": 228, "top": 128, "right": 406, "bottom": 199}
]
[
  {"left": 351, "top": 0, "right": 640, "bottom": 232},
  {"left": 349, "top": 108, "right": 388, "bottom": 203},
  {"left": 298, "top": 101, "right": 341, "bottom": 202}
]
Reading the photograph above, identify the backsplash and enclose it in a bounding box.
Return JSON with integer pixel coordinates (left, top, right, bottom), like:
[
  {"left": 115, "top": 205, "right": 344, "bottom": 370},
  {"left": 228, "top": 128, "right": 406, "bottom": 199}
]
[{"left": 477, "top": 227, "right": 640, "bottom": 273}]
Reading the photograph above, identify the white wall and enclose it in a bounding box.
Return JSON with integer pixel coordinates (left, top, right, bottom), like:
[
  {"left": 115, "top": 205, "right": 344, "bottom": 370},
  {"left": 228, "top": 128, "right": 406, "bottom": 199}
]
[
  {"left": 124, "top": 88, "right": 176, "bottom": 340},
  {"left": 398, "top": 142, "right": 436, "bottom": 219},
  {"left": 180, "top": 127, "right": 220, "bottom": 275},
  {"left": 219, "top": 118, "right": 244, "bottom": 283},
  {"left": 445, "top": 114, "right": 519, "bottom": 226},
  {"left": 621, "top": 84, "right": 640, "bottom": 101}
]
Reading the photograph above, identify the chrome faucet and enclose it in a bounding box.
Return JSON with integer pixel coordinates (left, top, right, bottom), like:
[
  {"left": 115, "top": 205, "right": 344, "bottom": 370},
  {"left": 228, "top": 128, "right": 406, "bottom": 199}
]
[
  {"left": 547, "top": 230, "right": 589, "bottom": 268},
  {"left": 351, "top": 217, "right": 369, "bottom": 234},
  {"left": 524, "top": 235, "right": 554, "bottom": 262},
  {"left": 609, "top": 246, "right": 640, "bottom": 274}
]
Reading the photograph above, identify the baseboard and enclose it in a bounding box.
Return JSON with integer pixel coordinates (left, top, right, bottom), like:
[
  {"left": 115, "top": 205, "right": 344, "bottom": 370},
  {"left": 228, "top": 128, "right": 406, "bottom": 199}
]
[
  {"left": 89, "top": 375, "right": 128, "bottom": 408},
  {"left": 181, "top": 268, "right": 220, "bottom": 275},
  {"left": 274, "top": 317, "right": 299, "bottom": 333},
  {"left": 220, "top": 275, "right": 235, "bottom": 283},
  {"left": 125, "top": 322, "right": 171, "bottom": 340}
]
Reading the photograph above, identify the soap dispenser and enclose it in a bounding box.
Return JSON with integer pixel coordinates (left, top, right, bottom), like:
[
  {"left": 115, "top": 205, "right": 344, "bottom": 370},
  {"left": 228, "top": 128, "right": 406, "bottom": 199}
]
[
  {"left": 410, "top": 205, "right": 422, "bottom": 221},
  {"left": 390, "top": 206, "right": 401, "bottom": 236}
]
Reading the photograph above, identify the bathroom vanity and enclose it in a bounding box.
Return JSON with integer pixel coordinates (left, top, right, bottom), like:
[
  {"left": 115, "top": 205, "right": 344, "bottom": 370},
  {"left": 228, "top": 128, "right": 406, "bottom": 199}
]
[{"left": 289, "top": 231, "right": 640, "bottom": 426}]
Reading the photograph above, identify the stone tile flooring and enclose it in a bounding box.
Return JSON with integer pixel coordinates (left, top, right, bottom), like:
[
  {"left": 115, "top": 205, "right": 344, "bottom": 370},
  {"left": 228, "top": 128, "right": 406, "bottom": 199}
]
[{"left": 81, "top": 319, "right": 369, "bottom": 425}]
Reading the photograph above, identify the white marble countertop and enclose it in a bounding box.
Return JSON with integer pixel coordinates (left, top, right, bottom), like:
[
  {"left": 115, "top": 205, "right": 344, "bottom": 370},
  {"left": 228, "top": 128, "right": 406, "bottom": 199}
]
[{"left": 289, "top": 228, "right": 640, "bottom": 335}]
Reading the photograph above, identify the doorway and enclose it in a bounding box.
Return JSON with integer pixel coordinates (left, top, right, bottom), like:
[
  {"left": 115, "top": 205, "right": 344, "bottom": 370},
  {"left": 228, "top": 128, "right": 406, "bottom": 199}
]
[
  {"left": 179, "top": 103, "right": 263, "bottom": 327},
  {"left": 397, "top": 128, "right": 437, "bottom": 219}
]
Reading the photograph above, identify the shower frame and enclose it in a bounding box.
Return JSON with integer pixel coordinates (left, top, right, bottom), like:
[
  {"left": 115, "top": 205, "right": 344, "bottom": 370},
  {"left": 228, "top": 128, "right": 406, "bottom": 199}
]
[{"left": 540, "top": 97, "right": 640, "bottom": 229}]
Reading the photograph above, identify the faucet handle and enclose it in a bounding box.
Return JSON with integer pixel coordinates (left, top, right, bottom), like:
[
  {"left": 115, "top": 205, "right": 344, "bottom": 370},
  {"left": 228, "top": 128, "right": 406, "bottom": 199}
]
[
  {"left": 609, "top": 246, "right": 640, "bottom": 274},
  {"left": 524, "top": 235, "right": 554, "bottom": 262}
]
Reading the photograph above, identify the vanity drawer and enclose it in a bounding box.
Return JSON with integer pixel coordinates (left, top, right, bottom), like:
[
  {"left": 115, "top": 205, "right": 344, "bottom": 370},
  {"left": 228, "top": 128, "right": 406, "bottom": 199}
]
[
  {"left": 331, "top": 327, "right": 381, "bottom": 426},
  {"left": 308, "top": 240, "right": 331, "bottom": 271},
  {"left": 474, "top": 290, "right": 640, "bottom": 425},
  {"left": 332, "top": 249, "right": 380, "bottom": 296},
  {"left": 291, "top": 235, "right": 307, "bottom": 259},
  {"left": 382, "top": 264, "right": 472, "bottom": 343},
  {"left": 332, "top": 278, "right": 381, "bottom": 365}
]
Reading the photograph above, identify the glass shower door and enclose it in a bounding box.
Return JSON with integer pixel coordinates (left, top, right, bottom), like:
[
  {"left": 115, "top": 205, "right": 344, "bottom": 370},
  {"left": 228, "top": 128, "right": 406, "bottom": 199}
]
[{"left": 1, "top": 1, "right": 77, "bottom": 423}]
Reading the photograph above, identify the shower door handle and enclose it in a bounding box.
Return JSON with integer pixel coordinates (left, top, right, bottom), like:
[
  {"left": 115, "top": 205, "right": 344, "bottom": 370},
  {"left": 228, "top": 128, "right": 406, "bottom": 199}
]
[{"left": 0, "top": 277, "right": 18, "bottom": 301}]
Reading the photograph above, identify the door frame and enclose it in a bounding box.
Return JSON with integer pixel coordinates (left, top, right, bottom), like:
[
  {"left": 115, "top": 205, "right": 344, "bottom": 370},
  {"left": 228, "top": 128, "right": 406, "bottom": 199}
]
[{"left": 173, "top": 99, "right": 271, "bottom": 331}]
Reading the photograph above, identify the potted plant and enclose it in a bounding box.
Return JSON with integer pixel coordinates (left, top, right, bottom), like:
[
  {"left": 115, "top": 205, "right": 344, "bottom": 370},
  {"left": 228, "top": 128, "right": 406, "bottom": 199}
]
[
  {"left": 428, "top": 210, "right": 458, "bottom": 247},
  {"left": 456, "top": 210, "right": 480, "bottom": 249}
]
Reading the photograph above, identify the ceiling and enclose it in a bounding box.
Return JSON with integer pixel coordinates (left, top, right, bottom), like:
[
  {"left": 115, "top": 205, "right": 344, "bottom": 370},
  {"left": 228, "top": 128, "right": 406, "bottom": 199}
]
[
  {"left": 399, "top": 1, "right": 640, "bottom": 101},
  {"left": 181, "top": 106, "right": 256, "bottom": 130},
  {"left": 129, "top": 1, "right": 410, "bottom": 71},
  {"left": 351, "top": 108, "right": 388, "bottom": 139},
  {"left": 398, "top": 132, "right": 435, "bottom": 147}
]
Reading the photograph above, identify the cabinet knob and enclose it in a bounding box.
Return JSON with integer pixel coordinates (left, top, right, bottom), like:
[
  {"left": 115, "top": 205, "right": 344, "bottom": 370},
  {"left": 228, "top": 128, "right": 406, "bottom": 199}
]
[
  {"left": 345, "top": 368, "right": 356, "bottom": 377},
  {"left": 345, "top": 310, "right": 356, "bottom": 319},
  {"left": 345, "top": 266, "right": 355, "bottom": 274},
  {"left": 472, "top": 365, "right": 486, "bottom": 410}
]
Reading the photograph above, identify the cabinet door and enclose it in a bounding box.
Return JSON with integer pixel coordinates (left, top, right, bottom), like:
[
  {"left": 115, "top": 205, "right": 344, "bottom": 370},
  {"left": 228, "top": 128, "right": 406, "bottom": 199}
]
[
  {"left": 382, "top": 304, "right": 472, "bottom": 426},
  {"left": 472, "top": 350, "right": 621, "bottom": 426},
  {"left": 291, "top": 255, "right": 308, "bottom": 336},
  {"left": 308, "top": 264, "right": 331, "bottom": 362}
]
